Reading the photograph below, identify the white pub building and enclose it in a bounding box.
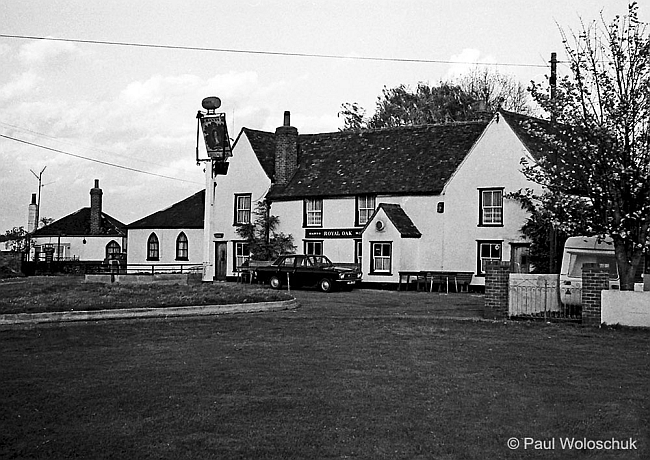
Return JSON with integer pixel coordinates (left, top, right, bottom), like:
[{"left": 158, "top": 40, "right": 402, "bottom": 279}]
[{"left": 201, "top": 109, "right": 548, "bottom": 289}]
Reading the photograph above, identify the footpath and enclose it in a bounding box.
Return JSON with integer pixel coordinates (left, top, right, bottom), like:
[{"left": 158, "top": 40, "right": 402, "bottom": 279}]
[{"left": 0, "top": 298, "right": 299, "bottom": 327}]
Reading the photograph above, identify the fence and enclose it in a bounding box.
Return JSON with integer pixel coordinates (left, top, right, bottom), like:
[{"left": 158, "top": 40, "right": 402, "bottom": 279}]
[{"left": 508, "top": 273, "right": 581, "bottom": 321}]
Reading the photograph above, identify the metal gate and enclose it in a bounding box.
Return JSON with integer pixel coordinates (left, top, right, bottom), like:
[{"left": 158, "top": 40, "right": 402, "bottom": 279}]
[{"left": 509, "top": 274, "right": 581, "bottom": 321}]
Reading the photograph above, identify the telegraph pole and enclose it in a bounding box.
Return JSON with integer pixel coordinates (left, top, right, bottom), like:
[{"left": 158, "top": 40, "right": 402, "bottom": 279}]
[{"left": 30, "top": 166, "right": 46, "bottom": 229}]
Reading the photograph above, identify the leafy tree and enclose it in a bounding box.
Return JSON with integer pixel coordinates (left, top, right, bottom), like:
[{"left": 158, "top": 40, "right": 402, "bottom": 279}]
[
  {"left": 508, "top": 189, "right": 592, "bottom": 273},
  {"left": 236, "top": 201, "right": 295, "bottom": 261},
  {"left": 3, "top": 226, "right": 32, "bottom": 253},
  {"left": 523, "top": 3, "right": 650, "bottom": 289},
  {"left": 339, "top": 72, "right": 534, "bottom": 131}
]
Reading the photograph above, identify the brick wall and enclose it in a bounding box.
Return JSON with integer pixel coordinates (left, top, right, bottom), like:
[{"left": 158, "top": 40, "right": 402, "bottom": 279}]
[
  {"left": 581, "top": 263, "right": 609, "bottom": 326},
  {"left": 484, "top": 261, "right": 510, "bottom": 319}
]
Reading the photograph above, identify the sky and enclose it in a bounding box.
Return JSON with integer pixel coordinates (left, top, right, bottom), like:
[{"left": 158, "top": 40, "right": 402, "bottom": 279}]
[{"left": 0, "top": 0, "right": 644, "bottom": 234}]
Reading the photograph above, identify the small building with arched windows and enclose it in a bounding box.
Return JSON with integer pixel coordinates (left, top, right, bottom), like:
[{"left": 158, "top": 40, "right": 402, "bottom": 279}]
[
  {"left": 30, "top": 180, "right": 127, "bottom": 264},
  {"left": 125, "top": 190, "right": 204, "bottom": 271}
]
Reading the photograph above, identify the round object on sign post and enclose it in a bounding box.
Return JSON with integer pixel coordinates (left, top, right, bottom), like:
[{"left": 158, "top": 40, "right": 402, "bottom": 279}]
[{"left": 202, "top": 97, "right": 221, "bottom": 111}]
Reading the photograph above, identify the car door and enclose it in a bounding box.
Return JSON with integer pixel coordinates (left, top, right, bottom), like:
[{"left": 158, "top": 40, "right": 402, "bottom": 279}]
[
  {"left": 294, "top": 256, "right": 316, "bottom": 287},
  {"left": 278, "top": 256, "right": 297, "bottom": 286}
]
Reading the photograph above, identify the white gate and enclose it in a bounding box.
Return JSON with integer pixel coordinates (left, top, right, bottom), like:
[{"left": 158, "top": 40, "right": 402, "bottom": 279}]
[{"left": 509, "top": 274, "right": 579, "bottom": 320}]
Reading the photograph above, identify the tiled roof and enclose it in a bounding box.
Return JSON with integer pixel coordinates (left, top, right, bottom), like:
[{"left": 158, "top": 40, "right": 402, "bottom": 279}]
[
  {"left": 127, "top": 190, "right": 205, "bottom": 229},
  {"left": 33, "top": 208, "right": 126, "bottom": 237},
  {"left": 377, "top": 203, "right": 421, "bottom": 238},
  {"left": 239, "top": 128, "right": 276, "bottom": 180},
  {"left": 260, "top": 121, "right": 489, "bottom": 200}
]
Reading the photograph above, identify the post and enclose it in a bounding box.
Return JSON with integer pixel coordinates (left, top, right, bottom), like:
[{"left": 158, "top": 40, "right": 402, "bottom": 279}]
[
  {"left": 484, "top": 261, "right": 511, "bottom": 319},
  {"left": 581, "top": 263, "right": 609, "bottom": 326}
]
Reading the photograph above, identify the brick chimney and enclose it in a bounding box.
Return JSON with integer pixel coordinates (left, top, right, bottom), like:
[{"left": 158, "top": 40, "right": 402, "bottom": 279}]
[
  {"left": 90, "top": 179, "right": 102, "bottom": 235},
  {"left": 274, "top": 111, "right": 298, "bottom": 185},
  {"left": 28, "top": 193, "right": 38, "bottom": 233}
]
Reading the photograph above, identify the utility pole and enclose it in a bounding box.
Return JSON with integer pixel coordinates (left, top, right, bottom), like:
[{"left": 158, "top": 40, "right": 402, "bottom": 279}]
[
  {"left": 30, "top": 166, "right": 46, "bottom": 229},
  {"left": 549, "top": 52, "right": 558, "bottom": 273}
]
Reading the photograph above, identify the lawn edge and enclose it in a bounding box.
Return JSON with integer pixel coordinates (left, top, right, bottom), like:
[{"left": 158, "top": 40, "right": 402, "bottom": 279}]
[{"left": 0, "top": 298, "right": 299, "bottom": 326}]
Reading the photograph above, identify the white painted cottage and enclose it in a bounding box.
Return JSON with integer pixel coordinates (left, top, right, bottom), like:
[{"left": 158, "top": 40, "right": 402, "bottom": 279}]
[
  {"left": 202, "top": 110, "right": 549, "bottom": 288},
  {"left": 126, "top": 190, "right": 204, "bottom": 271},
  {"left": 30, "top": 180, "right": 127, "bottom": 263}
]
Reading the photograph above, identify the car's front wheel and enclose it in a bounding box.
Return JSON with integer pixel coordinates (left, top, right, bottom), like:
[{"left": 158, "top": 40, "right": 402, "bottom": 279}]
[
  {"left": 318, "top": 278, "right": 333, "bottom": 293},
  {"left": 269, "top": 276, "right": 282, "bottom": 290}
]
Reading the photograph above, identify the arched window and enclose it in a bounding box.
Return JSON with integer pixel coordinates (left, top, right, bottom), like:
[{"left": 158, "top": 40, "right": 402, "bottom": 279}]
[
  {"left": 106, "top": 240, "right": 121, "bottom": 259},
  {"left": 176, "top": 232, "right": 188, "bottom": 260},
  {"left": 147, "top": 233, "right": 159, "bottom": 261}
]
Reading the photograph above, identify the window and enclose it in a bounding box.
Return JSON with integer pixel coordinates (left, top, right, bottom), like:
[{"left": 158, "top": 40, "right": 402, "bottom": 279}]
[
  {"left": 304, "top": 198, "right": 323, "bottom": 227},
  {"left": 304, "top": 240, "right": 323, "bottom": 255},
  {"left": 478, "top": 241, "right": 502, "bottom": 275},
  {"left": 234, "top": 242, "right": 250, "bottom": 270},
  {"left": 371, "top": 242, "right": 392, "bottom": 274},
  {"left": 479, "top": 189, "right": 503, "bottom": 226},
  {"left": 357, "top": 195, "right": 376, "bottom": 226},
  {"left": 176, "top": 232, "right": 188, "bottom": 260},
  {"left": 234, "top": 194, "right": 252, "bottom": 225},
  {"left": 106, "top": 240, "right": 121, "bottom": 258},
  {"left": 147, "top": 233, "right": 159, "bottom": 261}
]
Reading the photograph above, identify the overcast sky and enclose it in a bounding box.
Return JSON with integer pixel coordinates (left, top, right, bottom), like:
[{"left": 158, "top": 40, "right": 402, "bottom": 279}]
[{"left": 0, "top": 0, "right": 643, "bottom": 234}]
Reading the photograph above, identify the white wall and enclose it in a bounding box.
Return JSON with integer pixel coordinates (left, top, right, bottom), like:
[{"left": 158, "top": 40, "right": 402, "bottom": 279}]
[
  {"left": 32, "top": 235, "right": 125, "bottom": 261},
  {"left": 601, "top": 291, "right": 650, "bottom": 327},
  {"left": 127, "top": 228, "right": 202, "bottom": 266},
  {"left": 442, "top": 116, "right": 542, "bottom": 285},
  {"left": 206, "top": 133, "right": 272, "bottom": 279}
]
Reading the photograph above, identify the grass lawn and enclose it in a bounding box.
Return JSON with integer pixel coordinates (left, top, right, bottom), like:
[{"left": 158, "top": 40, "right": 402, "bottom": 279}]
[
  {"left": 1, "top": 288, "right": 648, "bottom": 459},
  {"left": 0, "top": 276, "right": 291, "bottom": 314}
]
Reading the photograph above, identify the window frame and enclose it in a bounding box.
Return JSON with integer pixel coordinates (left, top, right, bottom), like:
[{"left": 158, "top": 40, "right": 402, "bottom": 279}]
[
  {"left": 175, "top": 232, "right": 189, "bottom": 261},
  {"left": 356, "top": 195, "right": 376, "bottom": 226},
  {"left": 370, "top": 241, "right": 392, "bottom": 275},
  {"left": 106, "top": 240, "right": 121, "bottom": 259},
  {"left": 147, "top": 233, "right": 160, "bottom": 261},
  {"left": 303, "top": 198, "right": 323, "bottom": 228},
  {"left": 233, "top": 241, "right": 250, "bottom": 271},
  {"left": 304, "top": 240, "right": 323, "bottom": 255},
  {"left": 234, "top": 193, "right": 252, "bottom": 225},
  {"left": 477, "top": 240, "right": 503, "bottom": 276},
  {"left": 478, "top": 188, "right": 504, "bottom": 227}
]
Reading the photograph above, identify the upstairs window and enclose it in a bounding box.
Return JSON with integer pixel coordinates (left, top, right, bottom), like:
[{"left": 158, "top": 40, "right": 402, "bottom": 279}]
[
  {"left": 479, "top": 189, "right": 503, "bottom": 226},
  {"left": 357, "top": 195, "right": 376, "bottom": 226},
  {"left": 176, "top": 232, "right": 188, "bottom": 260},
  {"left": 304, "top": 198, "right": 323, "bottom": 227},
  {"left": 147, "top": 233, "right": 159, "bottom": 261},
  {"left": 234, "top": 194, "right": 252, "bottom": 225}
]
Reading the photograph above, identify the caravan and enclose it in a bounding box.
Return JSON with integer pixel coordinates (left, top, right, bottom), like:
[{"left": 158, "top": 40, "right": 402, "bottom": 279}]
[
  {"left": 559, "top": 236, "right": 647, "bottom": 305},
  {"left": 559, "top": 237, "right": 620, "bottom": 306}
]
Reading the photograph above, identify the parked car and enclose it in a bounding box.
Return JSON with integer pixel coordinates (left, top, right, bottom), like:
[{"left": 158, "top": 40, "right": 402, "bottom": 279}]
[{"left": 253, "top": 254, "right": 361, "bottom": 292}]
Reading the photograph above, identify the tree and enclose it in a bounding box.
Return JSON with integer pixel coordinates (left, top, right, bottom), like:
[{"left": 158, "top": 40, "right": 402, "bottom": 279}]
[
  {"left": 39, "top": 217, "right": 54, "bottom": 228},
  {"left": 457, "top": 66, "right": 535, "bottom": 115},
  {"left": 3, "top": 226, "right": 32, "bottom": 253},
  {"left": 508, "top": 188, "right": 592, "bottom": 273},
  {"left": 236, "top": 201, "right": 295, "bottom": 261},
  {"left": 524, "top": 3, "right": 650, "bottom": 290},
  {"left": 339, "top": 74, "right": 534, "bottom": 131}
]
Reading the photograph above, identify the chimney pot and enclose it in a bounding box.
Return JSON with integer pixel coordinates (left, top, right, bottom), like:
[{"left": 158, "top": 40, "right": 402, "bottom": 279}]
[
  {"left": 31, "top": 193, "right": 37, "bottom": 205},
  {"left": 283, "top": 111, "right": 291, "bottom": 127}
]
